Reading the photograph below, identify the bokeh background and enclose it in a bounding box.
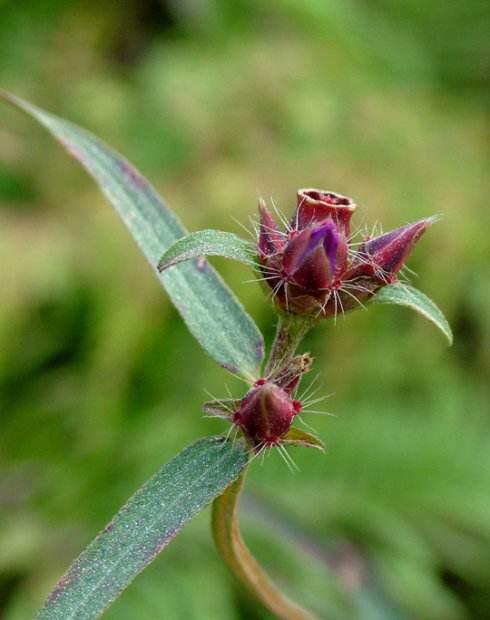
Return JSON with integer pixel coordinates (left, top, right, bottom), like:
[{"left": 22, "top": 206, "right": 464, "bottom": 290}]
[{"left": 1, "top": 1, "right": 489, "bottom": 618}]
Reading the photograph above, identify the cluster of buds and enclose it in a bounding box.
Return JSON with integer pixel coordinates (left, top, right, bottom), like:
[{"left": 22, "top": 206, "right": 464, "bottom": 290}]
[
  {"left": 204, "top": 188, "right": 436, "bottom": 456},
  {"left": 257, "top": 188, "right": 433, "bottom": 318}
]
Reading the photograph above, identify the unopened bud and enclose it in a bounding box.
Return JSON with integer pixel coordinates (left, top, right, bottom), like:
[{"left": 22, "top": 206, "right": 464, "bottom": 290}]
[{"left": 233, "top": 381, "right": 297, "bottom": 447}]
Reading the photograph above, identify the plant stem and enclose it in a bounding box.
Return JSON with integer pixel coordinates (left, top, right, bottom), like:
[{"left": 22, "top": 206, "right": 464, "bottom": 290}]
[
  {"left": 212, "top": 470, "right": 318, "bottom": 620},
  {"left": 212, "top": 316, "right": 316, "bottom": 617},
  {"left": 265, "top": 314, "right": 313, "bottom": 376}
]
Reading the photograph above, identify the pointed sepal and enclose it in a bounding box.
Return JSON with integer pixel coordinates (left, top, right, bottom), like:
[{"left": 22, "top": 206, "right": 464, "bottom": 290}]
[
  {"left": 203, "top": 399, "right": 241, "bottom": 419},
  {"left": 281, "top": 428, "right": 325, "bottom": 451},
  {"left": 258, "top": 199, "right": 284, "bottom": 257},
  {"left": 358, "top": 217, "right": 435, "bottom": 280}
]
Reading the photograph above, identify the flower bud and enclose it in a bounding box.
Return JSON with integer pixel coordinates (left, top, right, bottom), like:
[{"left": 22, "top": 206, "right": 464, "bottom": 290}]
[
  {"left": 348, "top": 218, "right": 435, "bottom": 284},
  {"left": 233, "top": 381, "right": 297, "bottom": 447}
]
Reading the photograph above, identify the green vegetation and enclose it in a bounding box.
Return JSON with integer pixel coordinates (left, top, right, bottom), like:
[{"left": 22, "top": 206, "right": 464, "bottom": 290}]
[{"left": 1, "top": 1, "right": 489, "bottom": 618}]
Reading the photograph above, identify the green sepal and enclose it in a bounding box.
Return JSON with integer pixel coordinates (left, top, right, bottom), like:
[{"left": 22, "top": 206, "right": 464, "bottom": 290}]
[
  {"left": 203, "top": 398, "right": 241, "bottom": 419},
  {"left": 282, "top": 428, "right": 325, "bottom": 451}
]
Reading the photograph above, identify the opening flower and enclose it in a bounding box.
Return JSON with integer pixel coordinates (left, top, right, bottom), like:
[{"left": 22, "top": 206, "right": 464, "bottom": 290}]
[{"left": 258, "top": 188, "right": 434, "bottom": 318}]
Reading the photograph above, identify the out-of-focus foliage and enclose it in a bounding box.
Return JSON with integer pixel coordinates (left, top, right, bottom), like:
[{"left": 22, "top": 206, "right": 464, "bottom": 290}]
[{"left": 0, "top": 1, "right": 489, "bottom": 619}]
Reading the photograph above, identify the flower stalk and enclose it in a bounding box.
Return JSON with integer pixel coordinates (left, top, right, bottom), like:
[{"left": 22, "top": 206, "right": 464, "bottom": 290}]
[
  {"left": 211, "top": 313, "right": 319, "bottom": 619},
  {"left": 212, "top": 470, "right": 317, "bottom": 620},
  {"left": 265, "top": 314, "right": 314, "bottom": 376}
]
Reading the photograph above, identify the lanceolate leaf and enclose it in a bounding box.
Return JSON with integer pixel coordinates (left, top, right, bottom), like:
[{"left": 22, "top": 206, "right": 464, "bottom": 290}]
[
  {"left": 158, "top": 230, "right": 255, "bottom": 273},
  {"left": 35, "top": 437, "right": 249, "bottom": 620},
  {"left": 0, "top": 91, "right": 264, "bottom": 377},
  {"left": 370, "top": 283, "right": 453, "bottom": 345}
]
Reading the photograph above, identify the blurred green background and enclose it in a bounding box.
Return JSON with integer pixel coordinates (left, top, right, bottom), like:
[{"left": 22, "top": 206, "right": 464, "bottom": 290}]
[{"left": 1, "top": 1, "right": 489, "bottom": 618}]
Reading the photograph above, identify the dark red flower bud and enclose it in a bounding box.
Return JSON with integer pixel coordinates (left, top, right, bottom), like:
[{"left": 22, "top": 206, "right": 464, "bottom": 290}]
[
  {"left": 233, "top": 381, "right": 297, "bottom": 447},
  {"left": 348, "top": 217, "right": 435, "bottom": 284}
]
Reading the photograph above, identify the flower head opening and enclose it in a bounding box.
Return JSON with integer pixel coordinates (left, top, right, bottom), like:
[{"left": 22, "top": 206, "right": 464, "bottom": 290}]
[{"left": 256, "top": 188, "right": 433, "bottom": 319}]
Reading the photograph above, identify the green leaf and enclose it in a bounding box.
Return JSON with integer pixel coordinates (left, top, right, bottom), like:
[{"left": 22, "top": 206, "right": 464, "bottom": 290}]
[
  {"left": 158, "top": 229, "right": 255, "bottom": 273},
  {"left": 282, "top": 428, "right": 325, "bottom": 451},
  {"left": 0, "top": 91, "right": 264, "bottom": 378},
  {"left": 35, "top": 437, "right": 249, "bottom": 620},
  {"left": 370, "top": 283, "right": 453, "bottom": 345}
]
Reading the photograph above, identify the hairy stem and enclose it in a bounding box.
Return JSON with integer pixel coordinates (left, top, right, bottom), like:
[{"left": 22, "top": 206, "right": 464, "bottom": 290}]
[
  {"left": 265, "top": 314, "right": 313, "bottom": 376},
  {"left": 212, "top": 470, "right": 317, "bottom": 620}
]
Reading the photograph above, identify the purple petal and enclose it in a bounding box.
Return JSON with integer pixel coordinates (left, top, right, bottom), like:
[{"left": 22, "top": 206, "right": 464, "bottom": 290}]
[
  {"left": 283, "top": 220, "right": 338, "bottom": 276},
  {"left": 322, "top": 224, "right": 339, "bottom": 274}
]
